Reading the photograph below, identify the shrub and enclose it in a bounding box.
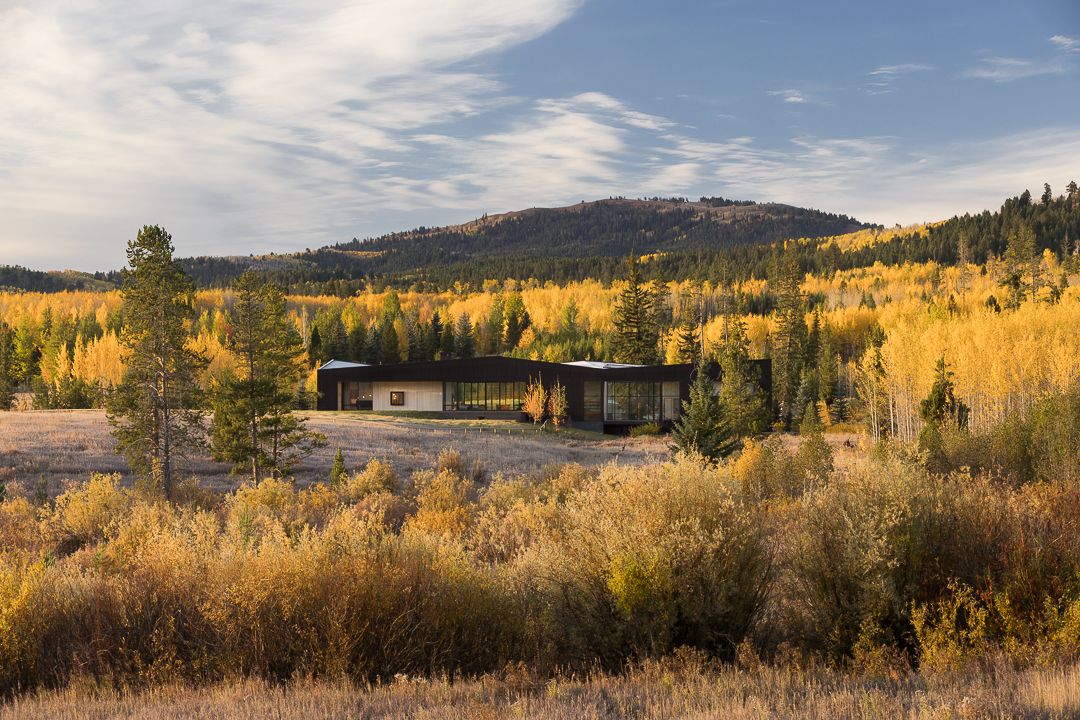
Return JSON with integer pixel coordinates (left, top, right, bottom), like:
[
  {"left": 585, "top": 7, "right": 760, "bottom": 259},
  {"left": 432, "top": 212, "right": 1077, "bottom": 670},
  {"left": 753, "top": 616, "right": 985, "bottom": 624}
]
[
  {"left": 787, "top": 459, "right": 1010, "bottom": 659},
  {"left": 46, "top": 473, "right": 129, "bottom": 552},
  {"left": 340, "top": 458, "right": 400, "bottom": 501},
  {"left": 628, "top": 421, "right": 661, "bottom": 437},
  {"left": 515, "top": 457, "right": 772, "bottom": 667}
]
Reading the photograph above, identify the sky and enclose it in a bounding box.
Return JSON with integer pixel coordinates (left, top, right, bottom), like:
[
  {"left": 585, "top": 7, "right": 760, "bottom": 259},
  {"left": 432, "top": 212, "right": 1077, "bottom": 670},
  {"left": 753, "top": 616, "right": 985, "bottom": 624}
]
[{"left": 2, "top": 0, "right": 1079, "bottom": 271}]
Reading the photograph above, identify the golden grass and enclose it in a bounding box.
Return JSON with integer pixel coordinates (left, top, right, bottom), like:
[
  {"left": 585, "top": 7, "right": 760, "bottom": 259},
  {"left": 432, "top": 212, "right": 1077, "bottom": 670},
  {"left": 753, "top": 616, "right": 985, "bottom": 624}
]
[
  {"left": 0, "top": 410, "right": 666, "bottom": 494},
  {"left": 3, "top": 660, "right": 1078, "bottom": 719}
]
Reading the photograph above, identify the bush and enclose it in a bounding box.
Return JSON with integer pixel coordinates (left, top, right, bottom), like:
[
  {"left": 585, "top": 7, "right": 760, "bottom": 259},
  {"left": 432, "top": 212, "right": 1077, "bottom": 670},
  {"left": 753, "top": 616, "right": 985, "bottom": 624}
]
[
  {"left": 628, "top": 421, "right": 662, "bottom": 437},
  {"left": 787, "top": 459, "right": 1011, "bottom": 659},
  {"left": 340, "top": 458, "right": 400, "bottom": 501},
  {"left": 515, "top": 457, "right": 772, "bottom": 667}
]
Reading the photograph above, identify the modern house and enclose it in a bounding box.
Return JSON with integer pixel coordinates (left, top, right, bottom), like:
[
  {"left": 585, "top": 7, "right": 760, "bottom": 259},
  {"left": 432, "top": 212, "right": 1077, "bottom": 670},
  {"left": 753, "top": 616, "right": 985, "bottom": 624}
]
[{"left": 316, "top": 356, "right": 771, "bottom": 434}]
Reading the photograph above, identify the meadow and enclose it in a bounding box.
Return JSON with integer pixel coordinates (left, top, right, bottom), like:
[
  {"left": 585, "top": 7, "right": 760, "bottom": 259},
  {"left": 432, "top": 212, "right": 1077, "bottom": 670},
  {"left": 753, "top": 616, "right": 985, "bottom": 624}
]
[{"left": 0, "top": 410, "right": 664, "bottom": 493}]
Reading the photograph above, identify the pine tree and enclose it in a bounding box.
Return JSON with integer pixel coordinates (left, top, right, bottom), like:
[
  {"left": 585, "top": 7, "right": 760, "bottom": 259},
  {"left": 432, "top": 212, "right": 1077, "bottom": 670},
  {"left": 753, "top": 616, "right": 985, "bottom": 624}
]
[
  {"left": 454, "top": 314, "right": 476, "bottom": 358},
  {"left": 107, "top": 225, "right": 205, "bottom": 499},
  {"left": 1001, "top": 223, "right": 1042, "bottom": 307},
  {"left": 716, "top": 316, "right": 767, "bottom": 437},
  {"left": 672, "top": 320, "right": 701, "bottom": 364},
  {"left": 919, "top": 355, "right": 969, "bottom": 430},
  {"left": 671, "top": 363, "right": 735, "bottom": 461},
  {"left": 308, "top": 325, "right": 323, "bottom": 365},
  {"left": 330, "top": 448, "right": 347, "bottom": 487},
  {"left": 378, "top": 317, "right": 400, "bottom": 364},
  {"left": 502, "top": 292, "right": 531, "bottom": 351},
  {"left": 210, "top": 271, "right": 325, "bottom": 482},
  {"left": 439, "top": 316, "right": 456, "bottom": 359},
  {"left": 0, "top": 320, "right": 15, "bottom": 410},
  {"left": 770, "top": 244, "right": 806, "bottom": 428},
  {"left": 611, "top": 254, "right": 659, "bottom": 364}
]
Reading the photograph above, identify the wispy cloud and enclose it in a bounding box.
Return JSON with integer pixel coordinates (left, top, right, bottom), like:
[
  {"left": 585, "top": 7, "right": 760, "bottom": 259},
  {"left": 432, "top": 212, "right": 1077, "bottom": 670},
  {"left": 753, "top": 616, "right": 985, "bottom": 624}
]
[
  {"left": 1050, "top": 35, "right": 1080, "bottom": 52},
  {"left": 0, "top": 0, "right": 585, "bottom": 267},
  {"left": 868, "top": 63, "right": 933, "bottom": 76},
  {"left": 1, "top": 1, "right": 1078, "bottom": 270},
  {"left": 864, "top": 63, "right": 932, "bottom": 95},
  {"left": 965, "top": 55, "right": 1066, "bottom": 82},
  {"left": 768, "top": 89, "right": 808, "bottom": 104}
]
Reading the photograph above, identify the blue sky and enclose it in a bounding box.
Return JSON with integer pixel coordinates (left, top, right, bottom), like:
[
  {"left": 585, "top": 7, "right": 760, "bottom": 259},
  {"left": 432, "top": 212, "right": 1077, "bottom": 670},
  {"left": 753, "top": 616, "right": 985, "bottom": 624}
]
[{"left": 2, "top": 0, "right": 1078, "bottom": 271}]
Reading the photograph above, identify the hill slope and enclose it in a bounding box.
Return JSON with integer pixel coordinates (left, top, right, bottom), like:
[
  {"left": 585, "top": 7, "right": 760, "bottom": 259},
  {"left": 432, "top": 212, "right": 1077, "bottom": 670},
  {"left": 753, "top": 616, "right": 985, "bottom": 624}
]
[{"left": 172, "top": 197, "right": 868, "bottom": 290}]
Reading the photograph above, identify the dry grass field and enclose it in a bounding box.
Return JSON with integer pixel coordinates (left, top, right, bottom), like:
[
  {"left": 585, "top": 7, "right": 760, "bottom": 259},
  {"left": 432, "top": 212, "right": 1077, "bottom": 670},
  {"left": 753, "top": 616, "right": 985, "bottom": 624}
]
[
  {"left": 0, "top": 410, "right": 670, "bottom": 493},
  {"left": 4, "top": 659, "right": 1079, "bottom": 720}
]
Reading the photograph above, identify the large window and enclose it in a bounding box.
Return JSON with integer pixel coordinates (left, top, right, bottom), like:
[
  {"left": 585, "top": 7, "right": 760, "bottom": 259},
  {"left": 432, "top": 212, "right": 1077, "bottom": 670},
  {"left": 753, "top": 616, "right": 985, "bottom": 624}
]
[
  {"left": 341, "top": 382, "right": 373, "bottom": 410},
  {"left": 605, "top": 381, "right": 661, "bottom": 422},
  {"left": 443, "top": 382, "right": 527, "bottom": 411}
]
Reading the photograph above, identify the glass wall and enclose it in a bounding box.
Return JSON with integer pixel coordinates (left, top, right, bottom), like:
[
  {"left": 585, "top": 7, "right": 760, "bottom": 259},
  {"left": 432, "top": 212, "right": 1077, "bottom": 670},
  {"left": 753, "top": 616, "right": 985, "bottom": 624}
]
[
  {"left": 341, "top": 382, "right": 373, "bottom": 410},
  {"left": 604, "top": 381, "right": 661, "bottom": 422},
  {"left": 602, "top": 381, "right": 683, "bottom": 422},
  {"left": 443, "top": 382, "right": 527, "bottom": 411}
]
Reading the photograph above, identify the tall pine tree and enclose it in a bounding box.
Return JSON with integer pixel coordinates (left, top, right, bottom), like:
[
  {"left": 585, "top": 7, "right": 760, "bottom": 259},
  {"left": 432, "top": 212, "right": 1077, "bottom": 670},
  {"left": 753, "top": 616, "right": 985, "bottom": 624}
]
[
  {"left": 612, "top": 254, "right": 659, "bottom": 364},
  {"left": 107, "top": 226, "right": 205, "bottom": 498},
  {"left": 770, "top": 243, "right": 807, "bottom": 429},
  {"left": 211, "top": 271, "right": 325, "bottom": 481}
]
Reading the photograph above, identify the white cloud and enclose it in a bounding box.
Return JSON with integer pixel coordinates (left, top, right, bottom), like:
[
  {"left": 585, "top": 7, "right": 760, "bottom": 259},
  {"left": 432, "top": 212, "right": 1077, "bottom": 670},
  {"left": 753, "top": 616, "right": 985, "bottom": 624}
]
[
  {"left": 2, "top": 1, "right": 1079, "bottom": 271},
  {"left": 1050, "top": 35, "right": 1080, "bottom": 52},
  {"left": 868, "top": 63, "right": 933, "bottom": 76},
  {"left": 0, "top": 0, "right": 584, "bottom": 268},
  {"left": 964, "top": 55, "right": 1066, "bottom": 82},
  {"left": 768, "top": 89, "right": 807, "bottom": 104}
]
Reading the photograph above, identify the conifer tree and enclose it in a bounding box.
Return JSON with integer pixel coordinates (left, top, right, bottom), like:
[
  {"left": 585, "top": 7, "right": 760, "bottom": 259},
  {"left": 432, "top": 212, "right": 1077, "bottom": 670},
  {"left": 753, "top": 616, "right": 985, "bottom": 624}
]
[
  {"left": 0, "top": 320, "right": 14, "bottom": 410},
  {"left": 716, "top": 316, "right": 767, "bottom": 437},
  {"left": 439, "top": 316, "right": 456, "bottom": 358},
  {"left": 378, "top": 317, "right": 400, "bottom": 364},
  {"left": 210, "top": 271, "right": 325, "bottom": 482},
  {"left": 502, "top": 292, "right": 531, "bottom": 351},
  {"left": 1000, "top": 223, "right": 1041, "bottom": 307},
  {"left": 672, "top": 320, "right": 701, "bottom": 364},
  {"left": 770, "top": 244, "right": 807, "bottom": 428},
  {"left": 330, "top": 448, "right": 347, "bottom": 487},
  {"left": 919, "top": 355, "right": 969, "bottom": 430},
  {"left": 671, "top": 363, "right": 735, "bottom": 461},
  {"left": 454, "top": 314, "right": 476, "bottom": 358},
  {"left": 612, "top": 254, "right": 659, "bottom": 364},
  {"left": 107, "top": 225, "right": 205, "bottom": 499}
]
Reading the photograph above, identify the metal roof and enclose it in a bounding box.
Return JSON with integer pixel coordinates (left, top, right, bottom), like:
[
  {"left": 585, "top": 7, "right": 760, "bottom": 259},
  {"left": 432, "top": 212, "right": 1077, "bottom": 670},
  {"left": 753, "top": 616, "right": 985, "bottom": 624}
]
[
  {"left": 319, "top": 359, "right": 370, "bottom": 370},
  {"left": 561, "top": 360, "right": 644, "bottom": 369}
]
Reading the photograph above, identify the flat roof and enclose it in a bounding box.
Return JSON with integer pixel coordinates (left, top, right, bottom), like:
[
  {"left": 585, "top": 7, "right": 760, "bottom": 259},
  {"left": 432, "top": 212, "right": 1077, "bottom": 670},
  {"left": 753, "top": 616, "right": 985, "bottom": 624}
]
[{"left": 562, "top": 360, "right": 644, "bottom": 369}]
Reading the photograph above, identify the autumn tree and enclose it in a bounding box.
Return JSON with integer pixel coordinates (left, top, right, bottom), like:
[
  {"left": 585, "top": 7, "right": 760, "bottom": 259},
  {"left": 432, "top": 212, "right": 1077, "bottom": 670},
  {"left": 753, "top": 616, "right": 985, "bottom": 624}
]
[
  {"left": 523, "top": 376, "right": 547, "bottom": 425},
  {"left": 210, "top": 271, "right": 325, "bottom": 482},
  {"left": 107, "top": 225, "right": 205, "bottom": 499},
  {"left": 547, "top": 378, "right": 568, "bottom": 431},
  {"left": 612, "top": 254, "right": 659, "bottom": 364},
  {"left": 671, "top": 363, "right": 735, "bottom": 462}
]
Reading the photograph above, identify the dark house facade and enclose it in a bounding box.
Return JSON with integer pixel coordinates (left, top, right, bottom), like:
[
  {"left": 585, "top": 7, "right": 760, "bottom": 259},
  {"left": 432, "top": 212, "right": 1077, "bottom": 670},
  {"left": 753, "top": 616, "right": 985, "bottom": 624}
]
[{"left": 317, "top": 356, "right": 771, "bottom": 434}]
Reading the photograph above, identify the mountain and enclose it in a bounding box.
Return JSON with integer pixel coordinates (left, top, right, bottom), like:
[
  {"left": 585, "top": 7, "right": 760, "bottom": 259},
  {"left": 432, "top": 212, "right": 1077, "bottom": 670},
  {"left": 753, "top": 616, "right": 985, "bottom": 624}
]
[
  {"left": 169, "top": 196, "right": 869, "bottom": 292},
  {"left": 0, "top": 266, "right": 115, "bottom": 293}
]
